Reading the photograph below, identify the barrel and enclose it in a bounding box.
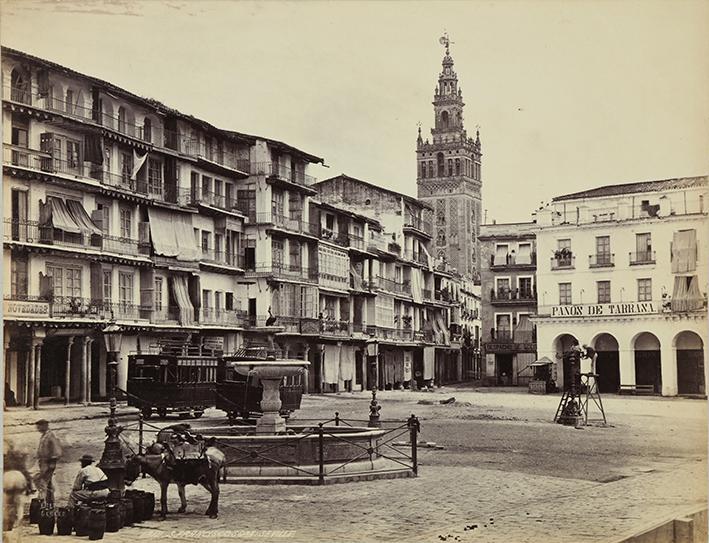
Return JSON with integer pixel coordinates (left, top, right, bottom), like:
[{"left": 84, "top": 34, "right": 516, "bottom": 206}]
[
  {"left": 121, "top": 498, "right": 134, "bottom": 526},
  {"left": 105, "top": 503, "right": 121, "bottom": 533},
  {"left": 28, "top": 498, "right": 43, "bottom": 524},
  {"left": 143, "top": 492, "right": 155, "bottom": 520},
  {"left": 37, "top": 504, "right": 55, "bottom": 535},
  {"left": 55, "top": 506, "right": 74, "bottom": 536},
  {"left": 87, "top": 508, "right": 106, "bottom": 540},
  {"left": 74, "top": 504, "right": 91, "bottom": 536},
  {"left": 130, "top": 491, "right": 145, "bottom": 522}
]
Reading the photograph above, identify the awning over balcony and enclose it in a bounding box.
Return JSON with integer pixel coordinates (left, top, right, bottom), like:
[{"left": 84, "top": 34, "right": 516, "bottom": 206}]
[
  {"left": 66, "top": 200, "right": 102, "bottom": 235},
  {"left": 513, "top": 314, "right": 533, "bottom": 343},
  {"left": 171, "top": 274, "right": 195, "bottom": 326},
  {"left": 671, "top": 275, "right": 704, "bottom": 312},
  {"left": 411, "top": 269, "right": 423, "bottom": 304},
  {"left": 147, "top": 208, "right": 199, "bottom": 261},
  {"left": 46, "top": 197, "right": 81, "bottom": 234}
]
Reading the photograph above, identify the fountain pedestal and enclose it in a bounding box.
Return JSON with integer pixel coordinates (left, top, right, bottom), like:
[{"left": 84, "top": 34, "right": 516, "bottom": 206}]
[{"left": 231, "top": 360, "right": 309, "bottom": 435}]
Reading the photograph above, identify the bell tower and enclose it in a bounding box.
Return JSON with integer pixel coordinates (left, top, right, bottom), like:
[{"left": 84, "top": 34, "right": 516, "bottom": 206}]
[{"left": 417, "top": 34, "right": 482, "bottom": 283}]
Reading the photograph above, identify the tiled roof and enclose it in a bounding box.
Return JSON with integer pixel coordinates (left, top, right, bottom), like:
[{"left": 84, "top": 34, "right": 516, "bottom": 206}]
[
  {"left": 316, "top": 174, "right": 433, "bottom": 210},
  {"left": 553, "top": 176, "right": 708, "bottom": 202}
]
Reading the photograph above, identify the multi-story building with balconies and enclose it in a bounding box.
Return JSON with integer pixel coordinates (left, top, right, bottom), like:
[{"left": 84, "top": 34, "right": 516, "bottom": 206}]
[
  {"left": 314, "top": 174, "right": 465, "bottom": 389},
  {"left": 479, "top": 222, "right": 538, "bottom": 386},
  {"left": 533, "top": 176, "right": 708, "bottom": 396}
]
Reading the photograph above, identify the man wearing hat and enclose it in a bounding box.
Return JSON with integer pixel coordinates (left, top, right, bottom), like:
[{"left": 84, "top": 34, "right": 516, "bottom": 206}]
[
  {"left": 68, "top": 454, "right": 109, "bottom": 507},
  {"left": 34, "top": 419, "right": 62, "bottom": 504}
]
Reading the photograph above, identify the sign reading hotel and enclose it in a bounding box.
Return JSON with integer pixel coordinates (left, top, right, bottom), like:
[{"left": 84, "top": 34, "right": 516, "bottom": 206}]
[
  {"left": 549, "top": 301, "right": 658, "bottom": 318},
  {"left": 4, "top": 299, "right": 50, "bottom": 319}
]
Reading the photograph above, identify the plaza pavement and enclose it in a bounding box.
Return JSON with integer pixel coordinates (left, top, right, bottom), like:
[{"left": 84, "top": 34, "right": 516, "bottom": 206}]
[{"left": 3, "top": 387, "right": 707, "bottom": 543}]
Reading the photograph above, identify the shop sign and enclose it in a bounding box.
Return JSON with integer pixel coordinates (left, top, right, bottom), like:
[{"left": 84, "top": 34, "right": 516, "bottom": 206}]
[
  {"left": 549, "top": 301, "right": 658, "bottom": 318},
  {"left": 4, "top": 299, "right": 50, "bottom": 318},
  {"left": 484, "top": 342, "right": 537, "bottom": 353}
]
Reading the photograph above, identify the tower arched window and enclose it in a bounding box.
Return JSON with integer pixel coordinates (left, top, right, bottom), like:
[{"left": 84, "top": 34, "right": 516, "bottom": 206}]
[
  {"left": 447, "top": 159, "right": 453, "bottom": 176},
  {"left": 420, "top": 161, "right": 426, "bottom": 179},
  {"left": 441, "top": 110, "right": 449, "bottom": 128},
  {"left": 455, "top": 158, "right": 460, "bottom": 176},
  {"left": 437, "top": 153, "right": 444, "bottom": 177},
  {"left": 118, "top": 106, "right": 127, "bottom": 134},
  {"left": 428, "top": 161, "right": 434, "bottom": 178}
]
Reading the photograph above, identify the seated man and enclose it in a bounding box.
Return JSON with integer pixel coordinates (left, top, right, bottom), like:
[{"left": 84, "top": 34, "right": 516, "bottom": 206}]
[{"left": 68, "top": 454, "right": 110, "bottom": 507}]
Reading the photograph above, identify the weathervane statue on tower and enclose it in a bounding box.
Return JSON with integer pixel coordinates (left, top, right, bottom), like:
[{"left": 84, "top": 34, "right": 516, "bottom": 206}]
[{"left": 439, "top": 32, "right": 452, "bottom": 54}]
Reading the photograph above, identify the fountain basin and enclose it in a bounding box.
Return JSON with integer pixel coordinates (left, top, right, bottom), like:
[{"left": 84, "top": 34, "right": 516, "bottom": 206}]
[{"left": 200, "top": 425, "right": 415, "bottom": 484}]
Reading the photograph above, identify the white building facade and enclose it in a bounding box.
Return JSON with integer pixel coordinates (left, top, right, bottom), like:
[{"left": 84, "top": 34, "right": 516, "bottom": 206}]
[{"left": 533, "top": 177, "right": 708, "bottom": 397}]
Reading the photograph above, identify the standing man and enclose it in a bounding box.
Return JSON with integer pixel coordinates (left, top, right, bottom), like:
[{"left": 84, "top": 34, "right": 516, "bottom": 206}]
[
  {"left": 68, "top": 455, "right": 109, "bottom": 507},
  {"left": 34, "top": 419, "right": 62, "bottom": 504}
]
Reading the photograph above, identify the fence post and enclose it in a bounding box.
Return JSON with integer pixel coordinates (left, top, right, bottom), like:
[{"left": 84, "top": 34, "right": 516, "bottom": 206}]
[
  {"left": 408, "top": 414, "right": 420, "bottom": 476},
  {"left": 138, "top": 412, "right": 143, "bottom": 454},
  {"left": 334, "top": 412, "right": 340, "bottom": 426},
  {"left": 318, "top": 423, "right": 325, "bottom": 485}
]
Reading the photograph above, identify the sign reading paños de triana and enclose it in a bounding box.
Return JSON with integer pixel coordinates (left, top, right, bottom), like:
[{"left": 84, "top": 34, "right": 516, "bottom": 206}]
[{"left": 550, "top": 301, "right": 658, "bottom": 318}]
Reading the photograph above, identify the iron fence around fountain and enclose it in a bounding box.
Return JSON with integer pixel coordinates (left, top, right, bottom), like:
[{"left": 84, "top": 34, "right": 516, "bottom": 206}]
[{"left": 119, "top": 407, "right": 420, "bottom": 485}]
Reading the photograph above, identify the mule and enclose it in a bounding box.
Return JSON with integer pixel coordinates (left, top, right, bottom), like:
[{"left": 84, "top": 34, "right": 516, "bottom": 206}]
[{"left": 125, "top": 443, "right": 225, "bottom": 519}]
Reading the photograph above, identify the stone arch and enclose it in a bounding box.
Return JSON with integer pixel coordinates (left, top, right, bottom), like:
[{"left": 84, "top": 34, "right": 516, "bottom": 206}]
[
  {"left": 632, "top": 332, "right": 661, "bottom": 394},
  {"left": 552, "top": 333, "right": 578, "bottom": 391},
  {"left": 441, "top": 110, "right": 449, "bottom": 128},
  {"left": 673, "top": 331, "right": 705, "bottom": 395},
  {"left": 590, "top": 332, "right": 620, "bottom": 393}
]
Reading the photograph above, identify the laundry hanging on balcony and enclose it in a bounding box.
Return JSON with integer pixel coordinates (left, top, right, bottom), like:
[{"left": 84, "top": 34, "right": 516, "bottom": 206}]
[
  {"left": 171, "top": 275, "right": 195, "bottom": 326},
  {"left": 671, "top": 230, "right": 697, "bottom": 273},
  {"left": 349, "top": 264, "right": 363, "bottom": 291},
  {"left": 66, "top": 200, "right": 102, "bottom": 236},
  {"left": 423, "top": 347, "right": 435, "bottom": 381},
  {"left": 130, "top": 149, "right": 149, "bottom": 181},
  {"left": 147, "top": 208, "right": 199, "bottom": 261},
  {"left": 43, "top": 196, "right": 82, "bottom": 234},
  {"left": 434, "top": 313, "right": 450, "bottom": 344}
]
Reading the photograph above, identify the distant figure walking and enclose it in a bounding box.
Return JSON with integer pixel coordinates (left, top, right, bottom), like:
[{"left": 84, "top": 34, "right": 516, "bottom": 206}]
[
  {"left": 34, "top": 419, "right": 62, "bottom": 504},
  {"left": 4, "top": 439, "right": 34, "bottom": 531}
]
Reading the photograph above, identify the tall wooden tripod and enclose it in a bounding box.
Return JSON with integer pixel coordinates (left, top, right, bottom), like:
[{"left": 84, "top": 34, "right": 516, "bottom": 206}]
[{"left": 580, "top": 373, "right": 607, "bottom": 425}]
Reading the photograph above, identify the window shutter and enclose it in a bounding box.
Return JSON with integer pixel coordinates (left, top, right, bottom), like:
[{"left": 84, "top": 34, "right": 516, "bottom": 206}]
[{"left": 138, "top": 222, "right": 151, "bottom": 245}]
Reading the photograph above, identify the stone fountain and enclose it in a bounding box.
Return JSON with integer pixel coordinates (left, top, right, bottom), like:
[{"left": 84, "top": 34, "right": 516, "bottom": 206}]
[{"left": 230, "top": 359, "right": 309, "bottom": 435}]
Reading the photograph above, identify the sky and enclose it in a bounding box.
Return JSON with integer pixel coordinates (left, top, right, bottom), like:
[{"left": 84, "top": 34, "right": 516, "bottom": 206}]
[{"left": 1, "top": 0, "right": 707, "bottom": 223}]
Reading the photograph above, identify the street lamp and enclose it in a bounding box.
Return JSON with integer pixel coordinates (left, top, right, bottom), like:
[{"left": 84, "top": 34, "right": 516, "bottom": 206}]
[{"left": 98, "top": 323, "right": 126, "bottom": 493}]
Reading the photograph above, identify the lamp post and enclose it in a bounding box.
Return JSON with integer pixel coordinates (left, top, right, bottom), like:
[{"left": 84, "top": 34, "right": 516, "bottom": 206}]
[{"left": 97, "top": 323, "right": 126, "bottom": 493}]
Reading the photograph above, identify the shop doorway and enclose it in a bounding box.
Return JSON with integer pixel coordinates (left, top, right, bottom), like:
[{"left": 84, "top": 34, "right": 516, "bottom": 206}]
[
  {"left": 634, "top": 332, "right": 661, "bottom": 393},
  {"left": 593, "top": 333, "right": 620, "bottom": 393},
  {"left": 674, "top": 331, "right": 705, "bottom": 395},
  {"left": 496, "top": 353, "right": 513, "bottom": 385}
]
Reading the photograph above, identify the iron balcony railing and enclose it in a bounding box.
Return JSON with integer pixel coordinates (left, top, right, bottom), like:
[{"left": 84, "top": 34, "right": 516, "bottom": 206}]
[
  {"left": 319, "top": 228, "right": 350, "bottom": 247},
  {"left": 589, "top": 253, "right": 615, "bottom": 268},
  {"left": 250, "top": 161, "right": 317, "bottom": 187},
  {"left": 246, "top": 263, "right": 318, "bottom": 282},
  {"left": 320, "top": 319, "right": 351, "bottom": 337},
  {"left": 199, "top": 249, "right": 245, "bottom": 269},
  {"left": 348, "top": 233, "right": 365, "bottom": 251},
  {"left": 47, "top": 298, "right": 151, "bottom": 320},
  {"left": 629, "top": 251, "right": 656, "bottom": 265},
  {"left": 490, "top": 289, "right": 537, "bottom": 303},
  {"left": 403, "top": 215, "right": 433, "bottom": 236},
  {"left": 366, "top": 326, "right": 414, "bottom": 342},
  {"left": 254, "top": 212, "right": 319, "bottom": 236},
  {"left": 198, "top": 308, "right": 246, "bottom": 326},
  {"left": 4, "top": 85, "right": 147, "bottom": 140},
  {"left": 491, "top": 253, "right": 537, "bottom": 267},
  {"left": 550, "top": 255, "right": 575, "bottom": 270},
  {"left": 375, "top": 276, "right": 412, "bottom": 296},
  {"left": 4, "top": 219, "right": 149, "bottom": 257},
  {"left": 189, "top": 189, "right": 241, "bottom": 212}
]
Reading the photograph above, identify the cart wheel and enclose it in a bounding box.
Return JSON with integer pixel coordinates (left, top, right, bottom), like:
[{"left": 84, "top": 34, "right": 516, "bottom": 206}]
[
  {"left": 141, "top": 407, "right": 153, "bottom": 420},
  {"left": 193, "top": 411, "right": 204, "bottom": 419},
  {"left": 157, "top": 408, "right": 168, "bottom": 419}
]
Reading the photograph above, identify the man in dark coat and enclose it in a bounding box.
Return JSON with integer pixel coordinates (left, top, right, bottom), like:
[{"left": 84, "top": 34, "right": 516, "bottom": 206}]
[{"left": 34, "top": 419, "right": 62, "bottom": 504}]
